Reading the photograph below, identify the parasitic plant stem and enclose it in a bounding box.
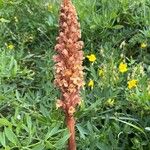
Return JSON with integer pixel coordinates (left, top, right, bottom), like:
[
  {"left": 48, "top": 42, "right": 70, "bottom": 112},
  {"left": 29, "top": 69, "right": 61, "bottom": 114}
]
[
  {"left": 54, "top": 0, "right": 84, "bottom": 149},
  {"left": 66, "top": 115, "right": 76, "bottom": 150}
]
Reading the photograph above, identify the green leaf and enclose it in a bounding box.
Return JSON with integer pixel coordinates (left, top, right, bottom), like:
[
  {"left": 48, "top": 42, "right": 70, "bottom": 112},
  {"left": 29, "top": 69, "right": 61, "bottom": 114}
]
[
  {"left": 12, "top": 59, "right": 18, "bottom": 76},
  {"left": 45, "top": 141, "right": 55, "bottom": 149},
  {"left": 26, "top": 114, "right": 32, "bottom": 133},
  {"left": 87, "top": 121, "right": 93, "bottom": 133},
  {"left": 45, "top": 123, "right": 61, "bottom": 140},
  {"left": 0, "top": 132, "right": 6, "bottom": 147},
  {"left": 9, "top": 57, "right": 15, "bottom": 71},
  {"left": 32, "top": 143, "right": 45, "bottom": 150},
  {"left": 54, "top": 131, "right": 70, "bottom": 149},
  {"left": 115, "top": 118, "right": 146, "bottom": 136},
  {"left": 46, "top": 15, "right": 54, "bottom": 26},
  {"left": 90, "top": 25, "right": 96, "bottom": 29},
  {"left": 4, "top": 127, "right": 19, "bottom": 145},
  {"left": 0, "top": 118, "right": 12, "bottom": 128},
  {"left": 76, "top": 124, "right": 87, "bottom": 140},
  {"left": 90, "top": 65, "right": 98, "bottom": 81},
  {"left": 4, "top": 146, "right": 11, "bottom": 150},
  {"left": 112, "top": 25, "right": 124, "bottom": 29},
  {"left": 0, "top": 0, "right": 3, "bottom": 5},
  {"left": 40, "top": 104, "right": 49, "bottom": 117}
]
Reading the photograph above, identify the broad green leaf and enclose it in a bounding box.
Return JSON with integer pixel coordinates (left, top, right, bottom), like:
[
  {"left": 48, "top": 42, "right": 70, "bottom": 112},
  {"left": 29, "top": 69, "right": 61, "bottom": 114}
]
[
  {"left": 0, "top": 132, "right": 6, "bottom": 147},
  {"left": 4, "top": 127, "right": 19, "bottom": 145}
]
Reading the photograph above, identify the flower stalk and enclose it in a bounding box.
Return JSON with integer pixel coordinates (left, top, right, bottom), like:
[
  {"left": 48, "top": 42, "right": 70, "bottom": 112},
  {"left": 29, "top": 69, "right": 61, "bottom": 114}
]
[{"left": 54, "top": 0, "right": 84, "bottom": 149}]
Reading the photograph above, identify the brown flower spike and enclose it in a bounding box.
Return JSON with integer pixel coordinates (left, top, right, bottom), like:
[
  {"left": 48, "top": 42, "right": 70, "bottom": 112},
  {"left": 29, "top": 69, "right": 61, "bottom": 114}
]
[{"left": 54, "top": 0, "right": 84, "bottom": 149}]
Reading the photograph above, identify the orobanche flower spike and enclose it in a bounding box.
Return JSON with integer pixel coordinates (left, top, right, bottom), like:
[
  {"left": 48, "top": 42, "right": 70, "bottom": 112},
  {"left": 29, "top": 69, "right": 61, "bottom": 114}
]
[{"left": 53, "top": 0, "right": 84, "bottom": 149}]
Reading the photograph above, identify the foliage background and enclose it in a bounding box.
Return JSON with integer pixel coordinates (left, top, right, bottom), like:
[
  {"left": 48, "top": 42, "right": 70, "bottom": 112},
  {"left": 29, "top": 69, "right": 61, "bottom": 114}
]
[{"left": 0, "top": 0, "right": 150, "bottom": 149}]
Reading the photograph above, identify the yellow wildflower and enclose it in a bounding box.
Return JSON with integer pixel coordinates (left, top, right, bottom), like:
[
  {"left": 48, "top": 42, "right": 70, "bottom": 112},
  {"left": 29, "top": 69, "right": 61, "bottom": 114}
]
[
  {"left": 7, "top": 44, "right": 14, "bottom": 50},
  {"left": 140, "top": 43, "right": 147, "bottom": 48},
  {"left": 98, "top": 69, "right": 104, "bottom": 77},
  {"left": 88, "top": 79, "right": 94, "bottom": 89},
  {"left": 87, "top": 54, "right": 96, "bottom": 62},
  {"left": 119, "top": 62, "right": 128, "bottom": 73},
  {"left": 128, "top": 79, "right": 138, "bottom": 89}
]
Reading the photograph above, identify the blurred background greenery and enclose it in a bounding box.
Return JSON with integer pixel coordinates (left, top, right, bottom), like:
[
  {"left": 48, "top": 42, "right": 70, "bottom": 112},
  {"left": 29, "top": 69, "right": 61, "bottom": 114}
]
[{"left": 0, "top": 0, "right": 150, "bottom": 149}]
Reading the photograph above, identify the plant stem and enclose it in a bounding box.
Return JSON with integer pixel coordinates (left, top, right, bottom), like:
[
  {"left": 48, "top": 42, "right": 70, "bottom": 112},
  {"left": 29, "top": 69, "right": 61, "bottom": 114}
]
[{"left": 66, "top": 115, "right": 76, "bottom": 150}]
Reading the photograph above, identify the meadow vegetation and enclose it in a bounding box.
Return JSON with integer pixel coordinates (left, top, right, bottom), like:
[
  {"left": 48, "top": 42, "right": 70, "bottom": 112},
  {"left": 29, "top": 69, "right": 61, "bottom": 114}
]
[{"left": 0, "top": 0, "right": 150, "bottom": 149}]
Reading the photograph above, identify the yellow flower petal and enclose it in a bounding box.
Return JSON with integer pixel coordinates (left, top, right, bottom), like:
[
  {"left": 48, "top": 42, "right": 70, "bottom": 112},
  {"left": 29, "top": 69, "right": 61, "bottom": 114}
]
[
  {"left": 127, "top": 79, "right": 138, "bottom": 89},
  {"left": 88, "top": 80, "right": 94, "bottom": 89},
  {"left": 119, "top": 62, "right": 128, "bottom": 73},
  {"left": 88, "top": 79, "right": 94, "bottom": 89},
  {"left": 87, "top": 54, "right": 96, "bottom": 62},
  {"left": 140, "top": 43, "right": 147, "bottom": 48}
]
